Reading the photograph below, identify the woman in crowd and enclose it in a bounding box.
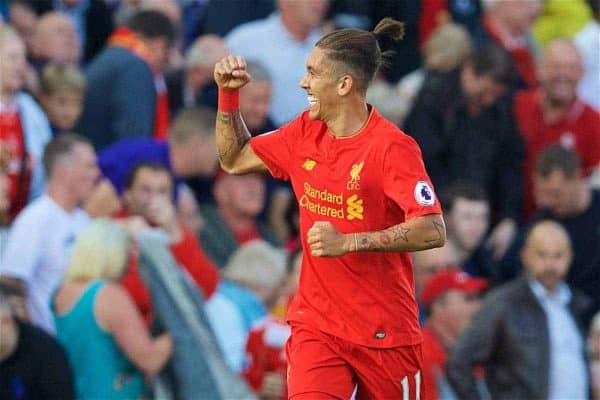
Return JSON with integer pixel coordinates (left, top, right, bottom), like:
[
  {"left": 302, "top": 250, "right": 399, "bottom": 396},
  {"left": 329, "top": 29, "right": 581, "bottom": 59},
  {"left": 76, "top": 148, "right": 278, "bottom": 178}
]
[{"left": 52, "top": 219, "right": 172, "bottom": 399}]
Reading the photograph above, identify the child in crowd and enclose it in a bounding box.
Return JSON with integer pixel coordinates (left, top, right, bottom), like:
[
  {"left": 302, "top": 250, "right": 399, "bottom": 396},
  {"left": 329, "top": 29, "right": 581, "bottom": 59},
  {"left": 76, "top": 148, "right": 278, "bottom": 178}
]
[{"left": 38, "top": 64, "right": 86, "bottom": 136}]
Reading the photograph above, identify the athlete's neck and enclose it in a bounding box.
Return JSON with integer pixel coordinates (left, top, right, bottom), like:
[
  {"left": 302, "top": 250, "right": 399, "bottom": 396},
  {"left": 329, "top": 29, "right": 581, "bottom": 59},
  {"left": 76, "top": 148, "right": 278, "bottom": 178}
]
[{"left": 326, "top": 101, "right": 369, "bottom": 138}]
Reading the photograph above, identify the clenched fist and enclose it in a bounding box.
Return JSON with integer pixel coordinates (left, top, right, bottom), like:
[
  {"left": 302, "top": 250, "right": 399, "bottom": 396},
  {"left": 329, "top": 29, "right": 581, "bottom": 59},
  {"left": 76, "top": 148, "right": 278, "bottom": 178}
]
[
  {"left": 213, "top": 55, "right": 251, "bottom": 90},
  {"left": 307, "top": 221, "right": 351, "bottom": 257}
]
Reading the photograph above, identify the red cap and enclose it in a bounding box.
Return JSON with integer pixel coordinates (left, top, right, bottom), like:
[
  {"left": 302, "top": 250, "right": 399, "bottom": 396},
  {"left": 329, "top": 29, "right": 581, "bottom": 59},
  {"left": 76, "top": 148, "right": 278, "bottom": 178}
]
[{"left": 420, "top": 270, "right": 489, "bottom": 306}]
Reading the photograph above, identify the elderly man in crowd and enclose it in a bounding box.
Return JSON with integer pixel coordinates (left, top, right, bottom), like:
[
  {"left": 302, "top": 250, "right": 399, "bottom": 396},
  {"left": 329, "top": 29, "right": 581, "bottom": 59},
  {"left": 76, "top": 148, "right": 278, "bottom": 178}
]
[{"left": 447, "top": 220, "right": 591, "bottom": 400}]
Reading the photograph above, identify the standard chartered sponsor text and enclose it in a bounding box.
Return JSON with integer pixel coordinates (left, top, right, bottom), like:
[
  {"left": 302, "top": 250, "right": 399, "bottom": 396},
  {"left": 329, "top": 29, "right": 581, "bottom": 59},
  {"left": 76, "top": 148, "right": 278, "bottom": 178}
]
[
  {"left": 300, "top": 182, "right": 363, "bottom": 220},
  {"left": 300, "top": 181, "right": 345, "bottom": 218}
]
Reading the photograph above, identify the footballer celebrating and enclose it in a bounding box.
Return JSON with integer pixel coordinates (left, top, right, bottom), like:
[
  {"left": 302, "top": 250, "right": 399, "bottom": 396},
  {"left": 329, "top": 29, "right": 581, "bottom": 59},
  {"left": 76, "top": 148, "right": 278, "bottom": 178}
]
[{"left": 214, "top": 18, "right": 445, "bottom": 400}]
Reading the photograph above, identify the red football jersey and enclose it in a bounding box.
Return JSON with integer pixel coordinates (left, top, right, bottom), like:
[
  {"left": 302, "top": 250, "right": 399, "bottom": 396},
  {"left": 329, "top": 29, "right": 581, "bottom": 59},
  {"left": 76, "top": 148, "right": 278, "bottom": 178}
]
[
  {"left": 0, "top": 108, "right": 32, "bottom": 220},
  {"left": 243, "top": 316, "right": 290, "bottom": 399},
  {"left": 250, "top": 107, "right": 442, "bottom": 348},
  {"left": 515, "top": 89, "right": 600, "bottom": 219}
]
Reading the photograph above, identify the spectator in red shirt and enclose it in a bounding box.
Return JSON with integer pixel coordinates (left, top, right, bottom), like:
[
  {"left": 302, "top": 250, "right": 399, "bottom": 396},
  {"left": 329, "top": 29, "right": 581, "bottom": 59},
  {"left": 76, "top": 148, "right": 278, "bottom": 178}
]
[
  {"left": 420, "top": 270, "right": 488, "bottom": 400},
  {"left": 0, "top": 148, "right": 9, "bottom": 229},
  {"left": 118, "top": 162, "right": 219, "bottom": 324},
  {"left": 0, "top": 25, "right": 52, "bottom": 221},
  {"left": 515, "top": 39, "right": 600, "bottom": 220},
  {"left": 481, "top": 0, "right": 542, "bottom": 88}
]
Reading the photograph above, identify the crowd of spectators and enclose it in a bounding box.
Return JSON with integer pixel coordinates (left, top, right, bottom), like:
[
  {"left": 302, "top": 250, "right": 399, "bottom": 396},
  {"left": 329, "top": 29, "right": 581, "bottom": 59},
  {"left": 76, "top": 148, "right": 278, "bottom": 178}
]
[{"left": 0, "top": 0, "right": 598, "bottom": 399}]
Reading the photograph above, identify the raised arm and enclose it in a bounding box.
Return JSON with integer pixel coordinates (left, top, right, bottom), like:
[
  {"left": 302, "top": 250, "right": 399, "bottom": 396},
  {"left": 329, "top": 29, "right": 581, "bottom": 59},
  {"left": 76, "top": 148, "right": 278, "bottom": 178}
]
[
  {"left": 214, "top": 55, "right": 267, "bottom": 174},
  {"left": 307, "top": 213, "right": 446, "bottom": 257}
]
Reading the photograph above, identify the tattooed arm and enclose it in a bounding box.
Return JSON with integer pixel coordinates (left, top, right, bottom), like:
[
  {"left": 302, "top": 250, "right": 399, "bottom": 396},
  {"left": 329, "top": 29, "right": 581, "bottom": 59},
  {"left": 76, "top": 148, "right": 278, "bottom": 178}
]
[
  {"left": 307, "top": 214, "right": 446, "bottom": 257},
  {"left": 214, "top": 55, "right": 267, "bottom": 174}
]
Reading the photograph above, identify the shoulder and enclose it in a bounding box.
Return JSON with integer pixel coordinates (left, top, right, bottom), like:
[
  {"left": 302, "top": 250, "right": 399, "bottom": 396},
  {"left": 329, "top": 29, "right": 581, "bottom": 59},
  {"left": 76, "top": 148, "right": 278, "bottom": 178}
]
[
  {"left": 12, "top": 197, "right": 53, "bottom": 224},
  {"left": 18, "top": 321, "right": 66, "bottom": 356},
  {"left": 514, "top": 89, "right": 537, "bottom": 110},
  {"left": 482, "top": 279, "right": 528, "bottom": 309},
  {"left": 579, "top": 102, "right": 600, "bottom": 123},
  {"left": 87, "top": 47, "right": 151, "bottom": 77},
  {"left": 96, "top": 282, "right": 132, "bottom": 309},
  {"left": 373, "top": 115, "right": 423, "bottom": 154}
]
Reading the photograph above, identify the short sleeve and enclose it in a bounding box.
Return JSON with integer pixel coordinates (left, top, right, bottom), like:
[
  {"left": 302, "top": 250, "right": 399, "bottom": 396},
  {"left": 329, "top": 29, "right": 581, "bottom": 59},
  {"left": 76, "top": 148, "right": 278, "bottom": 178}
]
[
  {"left": 383, "top": 136, "right": 442, "bottom": 220},
  {"left": 250, "top": 115, "right": 303, "bottom": 180}
]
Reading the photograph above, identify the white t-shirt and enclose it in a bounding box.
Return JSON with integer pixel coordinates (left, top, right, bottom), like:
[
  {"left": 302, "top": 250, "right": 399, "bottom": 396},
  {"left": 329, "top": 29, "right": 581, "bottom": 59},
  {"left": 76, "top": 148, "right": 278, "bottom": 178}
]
[{"left": 0, "top": 195, "right": 90, "bottom": 333}]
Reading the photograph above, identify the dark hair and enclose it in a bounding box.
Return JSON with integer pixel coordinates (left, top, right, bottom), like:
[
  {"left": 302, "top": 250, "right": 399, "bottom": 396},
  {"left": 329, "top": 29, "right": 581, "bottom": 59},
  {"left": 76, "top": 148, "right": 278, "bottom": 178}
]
[
  {"left": 315, "top": 17, "right": 404, "bottom": 92},
  {"left": 126, "top": 10, "right": 175, "bottom": 44},
  {"left": 42, "top": 133, "right": 92, "bottom": 176},
  {"left": 465, "top": 43, "right": 516, "bottom": 86},
  {"left": 441, "top": 182, "right": 489, "bottom": 212},
  {"left": 125, "top": 162, "right": 171, "bottom": 190},
  {"left": 535, "top": 144, "right": 581, "bottom": 179}
]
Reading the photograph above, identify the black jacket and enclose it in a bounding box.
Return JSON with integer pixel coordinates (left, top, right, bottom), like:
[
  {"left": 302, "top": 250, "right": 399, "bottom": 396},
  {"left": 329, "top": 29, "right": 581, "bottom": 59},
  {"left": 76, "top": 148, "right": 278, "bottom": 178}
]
[
  {"left": 404, "top": 69, "right": 524, "bottom": 221},
  {"left": 446, "top": 278, "right": 591, "bottom": 400}
]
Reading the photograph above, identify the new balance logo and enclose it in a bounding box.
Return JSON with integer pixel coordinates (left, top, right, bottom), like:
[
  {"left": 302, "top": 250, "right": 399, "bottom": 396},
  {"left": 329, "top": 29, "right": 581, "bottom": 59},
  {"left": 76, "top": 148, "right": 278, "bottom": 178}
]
[{"left": 302, "top": 159, "right": 316, "bottom": 171}]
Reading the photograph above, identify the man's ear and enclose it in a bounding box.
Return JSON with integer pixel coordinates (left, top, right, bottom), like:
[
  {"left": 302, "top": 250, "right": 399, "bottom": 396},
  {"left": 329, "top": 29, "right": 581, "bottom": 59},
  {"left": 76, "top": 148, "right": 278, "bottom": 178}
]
[{"left": 337, "top": 75, "right": 353, "bottom": 96}]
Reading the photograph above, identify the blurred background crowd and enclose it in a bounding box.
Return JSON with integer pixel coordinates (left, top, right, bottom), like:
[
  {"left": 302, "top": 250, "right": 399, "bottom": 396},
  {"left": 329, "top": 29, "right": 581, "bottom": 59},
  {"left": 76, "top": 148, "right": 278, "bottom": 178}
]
[{"left": 0, "top": 0, "right": 598, "bottom": 399}]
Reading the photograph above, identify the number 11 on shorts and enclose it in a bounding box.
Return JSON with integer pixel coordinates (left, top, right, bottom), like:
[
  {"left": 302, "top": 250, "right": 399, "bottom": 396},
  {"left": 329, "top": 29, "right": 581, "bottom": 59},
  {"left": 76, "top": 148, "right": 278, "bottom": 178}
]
[{"left": 401, "top": 370, "right": 421, "bottom": 400}]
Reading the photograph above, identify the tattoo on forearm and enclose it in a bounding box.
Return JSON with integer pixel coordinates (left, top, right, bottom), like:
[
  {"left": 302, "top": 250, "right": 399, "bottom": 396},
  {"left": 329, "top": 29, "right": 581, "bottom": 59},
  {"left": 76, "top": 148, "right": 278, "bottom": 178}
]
[
  {"left": 359, "top": 235, "right": 377, "bottom": 251},
  {"left": 216, "top": 111, "right": 250, "bottom": 164},
  {"left": 353, "top": 217, "right": 444, "bottom": 253},
  {"left": 424, "top": 220, "right": 445, "bottom": 246},
  {"left": 391, "top": 225, "right": 411, "bottom": 243},
  {"left": 231, "top": 112, "right": 250, "bottom": 147},
  {"left": 217, "top": 112, "right": 231, "bottom": 125}
]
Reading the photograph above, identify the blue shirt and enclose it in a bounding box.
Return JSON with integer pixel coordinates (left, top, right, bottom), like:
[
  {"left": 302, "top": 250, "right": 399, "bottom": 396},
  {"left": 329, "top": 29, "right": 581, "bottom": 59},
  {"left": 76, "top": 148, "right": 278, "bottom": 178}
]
[
  {"left": 226, "top": 13, "right": 321, "bottom": 126},
  {"left": 528, "top": 280, "right": 588, "bottom": 400},
  {"left": 98, "top": 138, "right": 176, "bottom": 194}
]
